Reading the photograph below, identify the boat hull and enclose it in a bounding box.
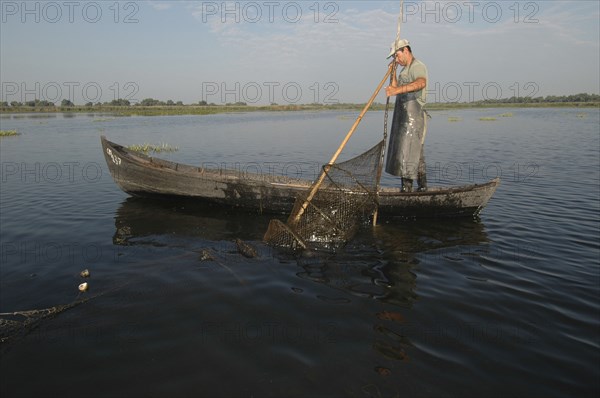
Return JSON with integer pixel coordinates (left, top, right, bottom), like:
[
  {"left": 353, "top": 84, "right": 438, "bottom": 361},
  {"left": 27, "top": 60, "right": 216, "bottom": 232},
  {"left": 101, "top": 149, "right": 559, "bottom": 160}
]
[{"left": 101, "top": 136, "right": 499, "bottom": 219}]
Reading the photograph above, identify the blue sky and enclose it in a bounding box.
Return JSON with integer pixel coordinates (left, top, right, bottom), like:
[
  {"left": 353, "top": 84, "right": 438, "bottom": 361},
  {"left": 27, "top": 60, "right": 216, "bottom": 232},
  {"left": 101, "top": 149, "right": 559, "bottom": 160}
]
[{"left": 1, "top": 0, "right": 599, "bottom": 105}]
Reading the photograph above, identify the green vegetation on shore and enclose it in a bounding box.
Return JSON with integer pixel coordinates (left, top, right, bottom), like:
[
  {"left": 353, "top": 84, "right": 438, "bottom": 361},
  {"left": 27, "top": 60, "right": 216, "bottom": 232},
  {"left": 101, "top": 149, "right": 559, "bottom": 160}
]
[
  {"left": 1, "top": 94, "right": 598, "bottom": 116},
  {"left": 127, "top": 143, "right": 179, "bottom": 154},
  {"left": 0, "top": 130, "right": 20, "bottom": 137}
]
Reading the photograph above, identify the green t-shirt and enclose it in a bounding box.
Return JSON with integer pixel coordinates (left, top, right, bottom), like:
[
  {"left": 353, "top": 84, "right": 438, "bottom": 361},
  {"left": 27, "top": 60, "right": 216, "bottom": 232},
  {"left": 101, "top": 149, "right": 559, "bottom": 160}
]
[{"left": 397, "top": 58, "right": 428, "bottom": 106}]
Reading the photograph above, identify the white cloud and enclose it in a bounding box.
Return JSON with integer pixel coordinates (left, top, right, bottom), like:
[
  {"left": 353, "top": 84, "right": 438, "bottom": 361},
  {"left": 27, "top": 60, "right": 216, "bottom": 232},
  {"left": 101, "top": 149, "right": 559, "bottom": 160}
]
[
  {"left": 182, "top": 1, "right": 599, "bottom": 101},
  {"left": 187, "top": 4, "right": 397, "bottom": 74},
  {"left": 150, "top": 2, "right": 173, "bottom": 11}
]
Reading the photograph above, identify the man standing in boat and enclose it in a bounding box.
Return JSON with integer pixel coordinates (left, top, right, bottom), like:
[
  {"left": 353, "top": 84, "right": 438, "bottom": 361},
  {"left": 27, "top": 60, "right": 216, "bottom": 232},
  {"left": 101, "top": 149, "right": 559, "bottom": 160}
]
[{"left": 385, "top": 39, "right": 428, "bottom": 192}]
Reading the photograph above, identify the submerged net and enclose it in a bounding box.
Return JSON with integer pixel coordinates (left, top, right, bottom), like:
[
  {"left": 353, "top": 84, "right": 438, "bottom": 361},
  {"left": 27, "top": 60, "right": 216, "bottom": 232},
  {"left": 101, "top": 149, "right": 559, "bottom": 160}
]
[
  {"left": 264, "top": 140, "right": 384, "bottom": 251},
  {"left": 0, "top": 299, "right": 90, "bottom": 343}
]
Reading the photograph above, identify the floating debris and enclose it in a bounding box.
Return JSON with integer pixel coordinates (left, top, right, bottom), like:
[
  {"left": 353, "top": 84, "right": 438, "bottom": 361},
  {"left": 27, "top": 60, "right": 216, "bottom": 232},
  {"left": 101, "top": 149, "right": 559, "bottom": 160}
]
[
  {"left": 374, "top": 366, "right": 392, "bottom": 376},
  {"left": 447, "top": 116, "right": 461, "bottom": 122},
  {"left": 373, "top": 324, "right": 411, "bottom": 346},
  {"left": 78, "top": 282, "right": 88, "bottom": 292},
  {"left": 479, "top": 117, "right": 497, "bottom": 121},
  {"left": 373, "top": 340, "right": 409, "bottom": 361},
  {"left": 376, "top": 311, "right": 405, "bottom": 322},
  {"left": 235, "top": 239, "right": 258, "bottom": 258},
  {"left": 197, "top": 249, "right": 215, "bottom": 261},
  {"left": 80, "top": 269, "right": 90, "bottom": 278},
  {"left": 195, "top": 248, "right": 245, "bottom": 285},
  {"left": 499, "top": 112, "right": 513, "bottom": 117}
]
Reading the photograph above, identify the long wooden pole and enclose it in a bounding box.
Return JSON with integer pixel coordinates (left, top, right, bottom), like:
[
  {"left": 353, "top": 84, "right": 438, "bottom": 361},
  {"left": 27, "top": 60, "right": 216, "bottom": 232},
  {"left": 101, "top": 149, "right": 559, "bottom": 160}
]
[
  {"left": 396, "top": 0, "right": 404, "bottom": 41},
  {"left": 291, "top": 64, "right": 394, "bottom": 224}
]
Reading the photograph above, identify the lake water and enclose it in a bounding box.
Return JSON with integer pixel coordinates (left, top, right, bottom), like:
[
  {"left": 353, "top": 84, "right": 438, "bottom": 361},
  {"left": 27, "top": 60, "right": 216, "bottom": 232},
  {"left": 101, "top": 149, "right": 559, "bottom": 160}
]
[{"left": 0, "top": 108, "right": 598, "bottom": 397}]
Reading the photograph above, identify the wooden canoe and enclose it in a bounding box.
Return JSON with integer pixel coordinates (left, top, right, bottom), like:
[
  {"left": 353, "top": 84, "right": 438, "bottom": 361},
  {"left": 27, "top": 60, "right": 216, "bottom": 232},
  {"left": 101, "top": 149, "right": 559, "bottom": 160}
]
[{"left": 101, "top": 136, "right": 499, "bottom": 219}]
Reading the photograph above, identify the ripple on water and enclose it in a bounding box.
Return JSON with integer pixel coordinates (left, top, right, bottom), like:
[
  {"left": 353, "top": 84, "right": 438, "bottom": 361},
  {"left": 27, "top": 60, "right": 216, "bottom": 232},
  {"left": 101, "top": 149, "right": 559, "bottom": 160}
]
[{"left": 1, "top": 110, "right": 599, "bottom": 397}]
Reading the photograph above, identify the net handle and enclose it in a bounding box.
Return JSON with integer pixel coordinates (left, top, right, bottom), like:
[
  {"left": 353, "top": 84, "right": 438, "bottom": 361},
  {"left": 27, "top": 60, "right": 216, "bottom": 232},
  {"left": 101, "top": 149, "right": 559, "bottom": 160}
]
[
  {"left": 372, "top": 63, "right": 397, "bottom": 226},
  {"left": 291, "top": 64, "right": 395, "bottom": 224}
]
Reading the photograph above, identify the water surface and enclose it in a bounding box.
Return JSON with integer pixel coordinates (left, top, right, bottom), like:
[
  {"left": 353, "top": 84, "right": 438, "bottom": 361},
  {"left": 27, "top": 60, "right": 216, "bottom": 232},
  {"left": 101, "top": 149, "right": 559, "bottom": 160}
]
[{"left": 1, "top": 108, "right": 598, "bottom": 397}]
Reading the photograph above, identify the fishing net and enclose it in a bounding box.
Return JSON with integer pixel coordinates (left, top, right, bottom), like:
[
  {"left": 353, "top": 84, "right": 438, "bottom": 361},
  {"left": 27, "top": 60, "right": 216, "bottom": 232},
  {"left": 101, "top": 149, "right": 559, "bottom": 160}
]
[
  {"left": 0, "top": 299, "right": 89, "bottom": 343},
  {"left": 263, "top": 65, "right": 394, "bottom": 251},
  {"left": 263, "top": 140, "right": 384, "bottom": 251}
]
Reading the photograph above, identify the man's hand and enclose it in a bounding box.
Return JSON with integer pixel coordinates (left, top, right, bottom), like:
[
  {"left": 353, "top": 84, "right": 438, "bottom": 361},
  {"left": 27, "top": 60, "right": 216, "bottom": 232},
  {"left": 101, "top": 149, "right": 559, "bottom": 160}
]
[{"left": 386, "top": 85, "right": 399, "bottom": 97}]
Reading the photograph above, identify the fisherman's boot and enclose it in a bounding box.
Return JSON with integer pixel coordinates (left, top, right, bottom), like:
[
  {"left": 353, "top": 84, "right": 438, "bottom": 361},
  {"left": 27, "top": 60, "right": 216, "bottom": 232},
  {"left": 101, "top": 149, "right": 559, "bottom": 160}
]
[
  {"left": 401, "top": 178, "right": 413, "bottom": 193},
  {"left": 417, "top": 173, "right": 427, "bottom": 192},
  {"left": 417, "top": 154, "right": 427, "bottom": 191}
]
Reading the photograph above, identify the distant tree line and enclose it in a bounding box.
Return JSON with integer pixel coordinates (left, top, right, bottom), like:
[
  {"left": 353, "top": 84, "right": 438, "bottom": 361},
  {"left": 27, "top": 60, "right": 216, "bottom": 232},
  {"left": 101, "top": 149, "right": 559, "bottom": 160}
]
[
  {"left": 1, "top": 93, "right": 598, "bottom": 108},
  {"left": 473, "top": 93, "right": 600, "bottom": 105},
  {"left": 1, "top": 99, "right": 56, "bottom": 107}
]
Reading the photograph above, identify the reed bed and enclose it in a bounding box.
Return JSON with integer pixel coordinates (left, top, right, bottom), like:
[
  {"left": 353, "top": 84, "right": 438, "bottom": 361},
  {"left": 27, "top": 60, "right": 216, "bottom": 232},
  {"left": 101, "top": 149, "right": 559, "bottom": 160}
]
[
  {"left": 0, "top": 130, "right": 19, "bottom": 137},
  {"left": 127, "top": 143, "right": 179, "bottom": 154}
]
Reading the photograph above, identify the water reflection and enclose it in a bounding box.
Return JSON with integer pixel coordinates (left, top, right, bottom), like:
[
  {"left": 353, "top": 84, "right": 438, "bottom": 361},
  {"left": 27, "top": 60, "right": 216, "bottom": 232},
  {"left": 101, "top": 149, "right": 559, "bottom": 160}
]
[
  {"left": 113, "top": 197, "right": 488, "bottom": 307},
  {"left": 286, "top": 218, "right": 488, "bottom": 369},
  {"left": 112, "top": 197, "right": 488, "bottom": 368},
  {"left": 113, "top": 197, "right": 272, "bottom": 245},
  {"left": 5, "top": 113, "right": 58, "bottom": 119},
  {"left": 292, "top": 219, "right": 488, "bottom": 306}
]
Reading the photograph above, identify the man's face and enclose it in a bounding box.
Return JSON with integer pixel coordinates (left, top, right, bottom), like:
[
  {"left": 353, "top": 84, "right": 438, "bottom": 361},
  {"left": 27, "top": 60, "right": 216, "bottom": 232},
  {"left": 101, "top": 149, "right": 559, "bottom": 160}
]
[{"left": 395, "top": 47, "right": 408, "bottom": 66}]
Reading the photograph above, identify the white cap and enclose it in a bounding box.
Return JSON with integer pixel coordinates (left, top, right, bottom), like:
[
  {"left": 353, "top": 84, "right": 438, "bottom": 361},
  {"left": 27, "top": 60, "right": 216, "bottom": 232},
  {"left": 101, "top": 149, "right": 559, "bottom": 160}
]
[{"left": 387, "top": 39, "right": 410, "bottom": 58}]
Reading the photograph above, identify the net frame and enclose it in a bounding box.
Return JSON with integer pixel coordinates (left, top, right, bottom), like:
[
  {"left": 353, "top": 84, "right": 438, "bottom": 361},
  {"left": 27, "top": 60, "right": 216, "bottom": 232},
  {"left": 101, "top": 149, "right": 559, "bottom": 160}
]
[{"left": 264, "top": 141, "right": 384, "bottom": 252}]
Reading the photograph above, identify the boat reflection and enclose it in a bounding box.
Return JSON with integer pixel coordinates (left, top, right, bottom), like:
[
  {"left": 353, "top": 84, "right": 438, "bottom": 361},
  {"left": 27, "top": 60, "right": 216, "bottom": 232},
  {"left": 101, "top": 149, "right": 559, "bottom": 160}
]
[
  {"left": 112, "top": 197, "right": 489, "bottom": 369},
  {"left": 114, "top": 198, "right": 488, "bottom": 309},
  {"left": 113, "top": 197, "right": 274, "bottom": 245}
]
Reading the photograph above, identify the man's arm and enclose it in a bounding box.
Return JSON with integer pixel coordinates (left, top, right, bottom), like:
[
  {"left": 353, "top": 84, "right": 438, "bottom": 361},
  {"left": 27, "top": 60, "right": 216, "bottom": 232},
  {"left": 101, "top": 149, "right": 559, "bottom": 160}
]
[{"left": 386, "top": 77, "right": 426, "bottom": 97}]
